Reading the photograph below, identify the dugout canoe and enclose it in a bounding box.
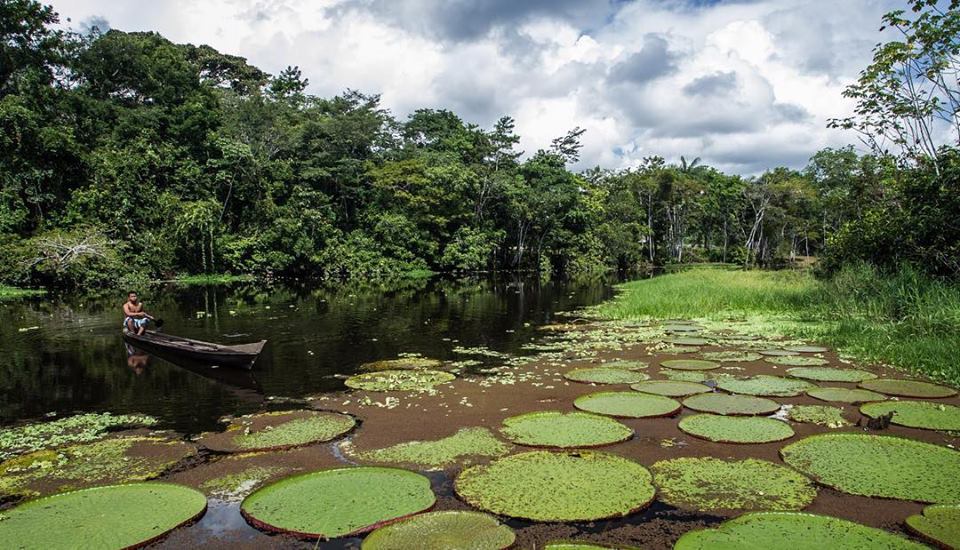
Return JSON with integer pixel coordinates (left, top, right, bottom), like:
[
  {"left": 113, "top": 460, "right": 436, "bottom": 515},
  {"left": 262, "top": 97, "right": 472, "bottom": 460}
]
[{"left": 123, "top": 330, "right": 266, "bottom": 369}]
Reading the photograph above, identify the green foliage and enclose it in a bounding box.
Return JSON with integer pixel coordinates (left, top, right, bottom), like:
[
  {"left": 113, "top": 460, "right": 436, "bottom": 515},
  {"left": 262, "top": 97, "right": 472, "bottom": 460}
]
[
  {"left": 352, "top": 427, "right": 511, "bottom": 469},
  {"left": 678, "top": 414, "right": 795, "bottom": 444},
  {"left": 0, "top": 411, "right": 157, "bottom": 460},
  {"left": 499, "top": 411, "right": 633, "bottom": 448},
  {"left": 361, "top": 511, "right": 515, "bottom": 550}
]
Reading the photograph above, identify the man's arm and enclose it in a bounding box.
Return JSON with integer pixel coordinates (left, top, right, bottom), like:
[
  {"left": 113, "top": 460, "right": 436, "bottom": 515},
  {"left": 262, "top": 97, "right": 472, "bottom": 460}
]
[{"left": 123, "top": 303, "right": 149, "bottom": 318}]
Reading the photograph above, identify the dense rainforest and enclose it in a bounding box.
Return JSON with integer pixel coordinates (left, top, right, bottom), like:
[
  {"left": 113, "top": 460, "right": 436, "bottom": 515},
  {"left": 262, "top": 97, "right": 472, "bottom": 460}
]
[{"left": 1, "top": 0, "right": 958, "bottom": 290}]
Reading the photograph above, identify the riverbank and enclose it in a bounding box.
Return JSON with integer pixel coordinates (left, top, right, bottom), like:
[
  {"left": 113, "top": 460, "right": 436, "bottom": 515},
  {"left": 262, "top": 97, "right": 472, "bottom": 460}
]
[{"left": 596, "top": 264, "right": 960, "bottom": 386}]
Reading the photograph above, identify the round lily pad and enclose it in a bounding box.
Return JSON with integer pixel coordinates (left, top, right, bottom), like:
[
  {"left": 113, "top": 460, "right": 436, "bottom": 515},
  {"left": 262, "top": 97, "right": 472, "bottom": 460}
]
[
  {"left": 241, "top": 467, "right": 435, "bottom": 539},
  {"left": 759, "top": 349, "right": 799, "bottom": 356},
  {"left": 663, "top": 324, "right": 702, "bottom": 333},
  {"left": 545, "top": 543, "right": 616, "bottom": 550},
  {"left": 455, "top": 450, "right": 655, "bottom": 521},
  {"left": 906, "top": 504, "right": 960, "bottom": 549},
  {"left": 0, "top": 483, "right": 207, "bottom": 549},
  {"left": 361, "top": 357, "right": 444, "bottom": 371},
  {"left": 564, "top": 367, "right": 649, "bottom": 385},
  {"left": 717, "top": 375, "right": 815, "bottom": 397},
  {"left": 786, "top": 367, "right": 877, "bottom": 382},
  {"left": 574, "top": 391, "right": 682, "bottom": 418},
  {"left": 603, "top": 360, "right": 649, "bottom": 370},
  {"left": 861, "top": 401, "right": 960, "bottom": 431},
  {"left": 780, "top": 433, "right": 960, "bottom": 503},
  {"left": 682, "top": 393, "right": 781, "bottom": 416},
  {"left": 666, "top": 337, "right": 710, "bottom": 346},
  {"left": 631, "top": 380, "right": 710, "bottom": 397},
  {"left": 679, "top": 414, "right": 794, "bottom": 444},
  {"left": 651, "top": 457, "right": 817, "bottom": 512},
  {"left": 787, "top": 405, "right": 851, "bottom": 428},
  {"left": 675, "top": 512, "right": 926, "bottom": 550},
  {"left": 661, "top": 359, "right": 719, "bottom": 371},
  {"left": 702, "top": 351, "right": 763, "bottom": 362},
  {"left": 807, "top": 387, "right": 887, "bottom": 403},
  {"left": 765, "top": 355, "right": 830, "bottom": 366},
  {"left": 361, "top": 511, "right": 515, "bottom": 550},
  {"left": 659, "top": 345, "right": 700, "bottom": 354},
  {"left": 198, "top": 410, "right": 356, "bottom": 453},
  {"left": 661, "top": 369, "right": 711, "bottom": 382},
  {"left": 785, "top": 345, "right": 829, "bottom": 353},
  {"left": 500, "top": 411, "right": 633, "bottom": 448},
  {"left": 859, "top": 379, "right": 958, "bottom": 398},
  {"left": 345, "top": 370, "right": 455, "bottom": 392}
]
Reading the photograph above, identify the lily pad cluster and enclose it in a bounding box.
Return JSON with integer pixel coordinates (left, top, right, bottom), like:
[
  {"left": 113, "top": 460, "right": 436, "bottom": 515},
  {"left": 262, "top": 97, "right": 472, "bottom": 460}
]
[
  {"left": 500, "top": 411, "right": 633, "bottom": 448},
  {"left": 0, "top": 412, "right": 157, "bottom": 461},
  {"left": 360, "top": 357, "right": 443, "bottom": 372},
  {"left": 717, "top": 375, "right": 815, "bottom": 397},
  {"left": 361, "top": 511, "right": 515, "bottom": 550},
  {"left": 563, "top": 367, "right": 649, "bottom": 385},
  {"left": 346, "top": 370, "right": 456, "bottom": 392},
  {"left": 860, "top": 401, "right": 960, "bottom": 431},
  {"left": 574, "top": 391, "right": 681, "bottom": 418},
  {"left": 353, "top": 427, "right": 511, "bottom": 469},
  {"left": 198, "top": 410, "right": 356, "bottom": 453},
  {"left": 787, "top": 405, "right": 851, "bottom": 428},
  {"left": 906, "top": 504, "right": 960, "bottom": 549},
  {"left": 682, "top": 393, "right": 781, "bottom": 416}
]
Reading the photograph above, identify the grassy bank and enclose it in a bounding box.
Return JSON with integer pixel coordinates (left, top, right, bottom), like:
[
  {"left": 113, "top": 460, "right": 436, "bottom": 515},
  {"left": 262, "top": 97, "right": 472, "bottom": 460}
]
[
  {"left": 596, "top": 265, "right": 960, "bottom": 386},
  {"left": 171, "top": 274, "right": 256, "bottom": 285},
  {"left": 0, "top": 286, "right": 44, "bottom": 300}
]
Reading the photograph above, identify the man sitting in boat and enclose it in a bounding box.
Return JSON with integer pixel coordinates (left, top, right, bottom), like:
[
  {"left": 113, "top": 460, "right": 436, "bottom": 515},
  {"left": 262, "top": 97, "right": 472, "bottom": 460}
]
[{"left": 123, "top": 291, "right": 154, "bottom": 335}]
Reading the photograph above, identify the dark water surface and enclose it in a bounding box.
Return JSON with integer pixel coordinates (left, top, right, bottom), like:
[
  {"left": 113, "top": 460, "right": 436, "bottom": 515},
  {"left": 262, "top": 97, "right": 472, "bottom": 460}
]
[{"left": 0, "top": 275, "right": 619, "bottom": 433}]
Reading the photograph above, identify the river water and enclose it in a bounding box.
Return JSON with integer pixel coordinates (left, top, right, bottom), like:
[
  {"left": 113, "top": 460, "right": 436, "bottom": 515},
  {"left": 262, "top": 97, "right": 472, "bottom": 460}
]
[{"left": 0, "top": 275, "right": 620, "bottom": 433}]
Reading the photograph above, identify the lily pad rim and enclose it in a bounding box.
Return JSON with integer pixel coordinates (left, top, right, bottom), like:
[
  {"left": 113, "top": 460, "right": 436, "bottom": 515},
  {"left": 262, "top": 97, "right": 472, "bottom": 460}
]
[
  {"left": 679, "top": 414, "right": 795, "bottom": 444},
  {"left": 904, "top": 504, "right": 960, "bottom": 549},
  {"left": 199, "top": 410, "right": 358, "bottom": 454},
  {"left": 500, "top": 410, "right": 635, "bottom": 448},
  {"left": 573, "top": 391, "right": 683, "bottom": 419},
  {"left": 360, "top": 510, "right": 516, "bottom": 550}
]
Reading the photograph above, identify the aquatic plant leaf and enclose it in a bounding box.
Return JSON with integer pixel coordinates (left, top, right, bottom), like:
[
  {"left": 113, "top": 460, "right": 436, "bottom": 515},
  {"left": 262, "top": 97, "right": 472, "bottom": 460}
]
[
  {"left": 241, "top": 467, "right": 435, "bottom": 539},
  {"left": 345, "top": 370, "right": 456, "bottom": 392},
  {"left": 660, "top": 359, "right": 720, "bottom": 371},
  {"left": 786, "top": 367, "right": 877, "bottom": 382},
  {"left": 544, "top": 543, "right": 617, "bottom": 550},
  {"left": 787, "top": 405, "right": 851, "bottom": 428},
  {"left": 861, "top": 401, "right": 960, "bottom": 431},
  {"left": 660, "top": 370, "right": 731, "bottom": 383},
  {"left": 651, "top": 457, "right": 817, "bottom": 511},
  {"left": 360, "top": 357, "right": 443, "bottom": 372},
  {"left": 631, "top": 380, "right": 710, "bottom": 397},
  {"left": 666, "top": 337, "right": 710, "bottom": 346},
  {"left": 678, "top": 414, "right": 794, "bottom": 444},
  {"left": 0, "top": 412, "right": 157, "bottom": 461},
  {"left": 198, "top": 410, "right": 355, "bottom": 453},
  {"left": 682, "top": 393, "right": 781, "bottom": 416},
  {"left": 574, "top": 391, "right": 681, "bottom": 418},
  {"left": 717, "top": 375, "right": 815, "bottom": 397},
  {"left": 859, "top": 379, "right": 958, "bottom": 398},
  {"left": 563, "top": 367, "right": 649, "bottom": 385},
  {"left": 455, "top": 451, "right": 655, "bottom": 521},
  {"left": 785, "top": 345, "right": 829, "bottom": 353},
  {"left": 500, "top": 411, "right": 633, "bottom": 448},
  {"left": 807, "top": 387, "right": 887, "bottom": 403},
  {"left": 758, "top": 349, "right": 799, "bottom": 356},
  {"left": 780, "top": 433, "right": 960, "bottom": 503},
  {"left": 361, "top": 511, "right": 515, "bottom": 550},
  {"left": 353, "top": 427, "right": 511, "bottom": 469},
  {"left": 0, "top": 483, "right": 207, "bottom": 549},
  {"left": 764, "top": 355, "right": 830, "bottom": 366},
  {"left": 675, "top": 512, "right": 926, "bottom": 550},
  {"left": 602, "top": 360, "right": 649, "bottom": 371},
  {"left": 663, "top": 324, "right": 703, "bottom": 333},
  {"left": 906, "top": 504, "right": 960, "bottom": 549},
  {"left": 701, "top": 351, "right": 763, "bottom": 362},
  {"left": 658, "top": 345, "right": 700, "bottom": 354}
]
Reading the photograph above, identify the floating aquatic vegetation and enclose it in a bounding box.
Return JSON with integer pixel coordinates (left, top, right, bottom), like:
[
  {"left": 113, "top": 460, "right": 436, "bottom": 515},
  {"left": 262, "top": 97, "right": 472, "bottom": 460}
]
[
  {"left": 860, "top": 401, "right": 960, "bottom": 431},
  {"left": 452, "top": 346, "right": 512, "bottom": 359},
  {"left": 701, "top": 351, "right": 763, "bottom": 362},
  {"left": 906, "top": 504, "right": 960, "bottom": 549},
  {"left": 663, "top": 324, "right": 703, "bottom": 333},
  {"left": 786, "top": 367, "right": 877, "bottom": 382},
  {"left": 785, "top": 345, "right": 829, "bottom": 353},
  {"left": 544, "top": 543, "right": 617, "bottom": 550},
  {"left": 765, "top": 356, "right": 830, "bottom": 366},
  {"left": 807, "top": 387, "right": 887, "bottom": 403},
  {"left": 716, "top": 375, "right": 815, "bottom": 397},
  {"left": 602, "top": 360, "right": 649, "bottom": 370},
  {"left": 0, "top": 483, "right": 207, "bottom": 550},
  {"left": 574, "top": 391, "right": 681, "bottom": 418},
  {"left": 198, "top": 410, "right": 355, "bottom": 453},
  {"left": 651, "top": 457, "right": 817, "bottom": 511},
  {"left": 675, "top": 512, "right": 925, "bottom": 550},
  {"left": 455, "top": 450, "right": 655, "bottom": 521},
  {"left": 666, "top": 337, "right": 710, "bottom": 346},
  {"left": 0, "top": 412, "right": 158, "bottom": 461},
  {"left": 500, "top": 411, "right": 633, "bottom": 448},
  {"left": 787, "top": 405, "right": 851, "bottom": 428},
  {"left": 563, "top": 367, "right": 649, "bottom": 385},
  {"left": 241, "top": 467, "right": 435, "bottom": 539},
  {"left": 630, "top": 380, "right": 710, "bottom": 397},
  {"left": 360, "top": 357, "right": 443, "bottom": 372},
  {"left": 199, "top": 465, "right": 286, "bottom": 501},
  {"left": 759, "top": 349, "right": 799, "bottom": 356},
  {"left": 660, "top": 359, "right": 720, "bottom": 371},
  {"left": 660, "top": 369, "right": 730, "bottom": 383},
  {"left": 678, "top": 414, "right": 794, "bottom": 444},
  {"left": 346, "top": 370, "right": 456, "bottom": 392},
  {"left": 658, "top": 345, "right": 701, "bottom": 354},
  {"left": 361, "top": 511, "right": 515, "bottom": 550},
  {"left": 780, "top": 433, "right": 960, "bottom": 503},
  {"left": 859, "top": 379, "right": 958, "bottom": 398},
  {"left": 352, "top": 427, "right": 511, "bottom": 469},
  {"left": 682, "top": 393, "right": 781, "bottom": 416}
]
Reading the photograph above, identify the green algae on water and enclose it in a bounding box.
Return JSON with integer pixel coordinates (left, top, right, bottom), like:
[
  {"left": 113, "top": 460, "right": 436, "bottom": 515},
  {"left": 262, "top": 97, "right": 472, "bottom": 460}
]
[
  {"left": 361, "top": 511, "right": 515, "bottom": 550},
  {"left": 682, "top": 393, "right": 781, "bottom": 416},
  {"left": 0, "top": 412, "right": 158, "bottom": 461},
  {"left": 906, "top": 504, "right": 960, "bottom": 549},
  {"left": 500, "top": 411, "right": 633, "bottom": 448},
  {"left": 860, "top": 400, "right": 960, "bottom": 431},
  {"left": 717, "top": 375, "right": 815, "bottom": 397},
  {"left": 679, "top": 414, "right": 794, "bottom": 444},
  {"left": 787, "top": 405, "right": 851, "bottom": 428},
  {"left": 353, "top": 427, "right": 511, "bottom": 469},
  {"left": 345, "top": 370, "right": 456, "bottom": 392},
  {"left": 564, "top": 367, "right": 649, "bottom": 385},
  {"left": 807, "top": 387, "right": 886, "bottom": 404},
  {"left": 574, "top": 391, "right": 681, "bottom": 418}
]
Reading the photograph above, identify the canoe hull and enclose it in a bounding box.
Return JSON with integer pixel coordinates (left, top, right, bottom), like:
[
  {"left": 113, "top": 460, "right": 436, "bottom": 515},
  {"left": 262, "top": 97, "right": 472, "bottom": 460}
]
[{"left": 123, "top": 331, "right": 265, "bottom": 370}]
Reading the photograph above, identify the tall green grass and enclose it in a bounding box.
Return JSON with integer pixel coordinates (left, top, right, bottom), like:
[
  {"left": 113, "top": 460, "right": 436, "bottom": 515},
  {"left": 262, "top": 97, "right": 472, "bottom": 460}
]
[
  {"left": 0, "top": 286, "right": 44, "bottom": 299},
  {"left": 597, "top": 264, "right": 960, "bottom": 386}
]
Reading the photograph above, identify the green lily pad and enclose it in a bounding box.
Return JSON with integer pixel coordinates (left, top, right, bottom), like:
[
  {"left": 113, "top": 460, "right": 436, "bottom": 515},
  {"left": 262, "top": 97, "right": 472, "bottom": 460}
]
[
  {"left": 455, "top": 450, "right": 655, "bottom": 521},
  {"left": 661, "top": 359, "right": 720, "bottom": 371},
  {"left": 603, "top": 360, "right": 649, "bottom": 370},
  {"left": 360, "top": 357, "right": 444, "bottom": 372},
  {"left": 702, "top": 351, "right": 763, "bottom": 362},
  {"left": 787, "top": 405, "right": 852, "bottom": 428},
  {"left": 765, "top": 356, "right": 830, "bottom": 366},
  {"left": 564, "top": 367, "right": 649, "bottom": 385},
  {"left": 500, "top": 411, "right": 633, "bottom": 448},
  {"left": 651, "top": 457, "right": 817, "bottom": 511},
  {"left": 352, "top": 427, "right": 511, "bottom": 469},
  {"left": 682, "top": 393, "right": 781, "bottom": 416},
  {"left": 906, "top": 504, "right": 960, "bottom": 549},
  {"left": 661, "top": 369, "right": 711, "bottom": 382},
  {"left": 861, "top": 401, "right": 960, "bottom": 431},
  {"left": 786, "top": 367, "right": 877, "bottom": 382},
  {"left": 859, "top": 379, "right": 958, "bottom": 398},
  {"left": 241, "top": 467, "right": 435, "bottom": 539},
  {"left": 345, "top": 370, "right": 456, "bottom": 392},
  {"left": 807, "top": 387, "right": 887, "bottom": 403},
  {"left": 574, "top": 391, "right": 681, "bottom": 418},
  {"left": 663, "top": 324, "right": 703, "bottom": 333},
  {"left": 675, "top": 512, "right": 926, "bottom": 550},
  {"left": 759, "top": 349, "right": 799, "bottom": 356},
  {"left": 361, "top": 511, "right": 515, "bottom": 550},
  {"left": 631, "top": 380, "right": 710, "bottom": 397},
  {"left": 666, "top": 337, "right": 710, "bottom": 346},
  {"left": 717, "top": 375, "right": 815, "bottom": 397},
  {"left": 780, "top": 433, "right": 960, "bottom": 503},
  {"left": 198, "top": 410, "right": 355, "bottom": 453},
  {"left": 0, "top": 483, "right": 207, "bottom": 549},
  {"left": 544, "top": 543, "right": 618, "bottom": 550},
  {"left": 679, "top": 414, "right": 794, "bottom": 444},
  {"left": 785, "top": 345, "right": 829, "bottom": 353},
  {"left": 0, "top": 412, "right": 158, "bottom": 461},
  {"left": 659, "top": 345, "right": 701, "bottom": 354}
]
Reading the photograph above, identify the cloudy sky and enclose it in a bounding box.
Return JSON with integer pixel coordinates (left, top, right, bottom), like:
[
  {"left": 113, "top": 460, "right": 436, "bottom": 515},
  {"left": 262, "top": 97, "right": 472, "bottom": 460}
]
[{"left": 49, "top": 0, "right": 899, "bottom": 174}]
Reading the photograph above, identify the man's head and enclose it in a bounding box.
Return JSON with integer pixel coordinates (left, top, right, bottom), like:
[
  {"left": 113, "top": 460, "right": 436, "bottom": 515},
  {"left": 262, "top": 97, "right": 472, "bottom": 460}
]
[{"left": 127, "top": 291, "right": 139, "bottom": 304}]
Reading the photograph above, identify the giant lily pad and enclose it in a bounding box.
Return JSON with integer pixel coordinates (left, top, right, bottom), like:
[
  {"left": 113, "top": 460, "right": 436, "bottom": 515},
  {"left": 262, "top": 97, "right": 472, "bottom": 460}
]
[
  {"left": 0, "top": 483, "right": 207, "bottom": 549},
  {"left": 544, "top": 543, "right": 616, "bottom": 550},
  {"left": 765, "top": 356, "right": 830, "bottom": 366},
  {"left": 675, "top": 512, "right": 925, "bottom": 550},
  {"left": 661, "top": 359, "right": 720, "bottom": 371},
  {"left": 787, "top": 405, "right": 851, "bottom": 428},
  {"left": 455, "top": 450, "right": 655, "bottom": 521},
  {"left": 906, "top": 504, "right": 960, "bottom": 549},
  {"left": 807, "top": 387, "right": 886, "bottom": 404},
  {"left": 361, "top": 511, "right": 515, "bottom": 550},
  {"left": 631, "top": 380, "right": 710, "bottom": 397},
  {"left": 603, "top": 360, "right": 649, "bottom": 371},
  {"left": 563, "top": 367, "right": 649, "bottom": 385},
  {"left": 785, "top": 345, "right": 829, "bottom": 353},
  {"left": 786, "top": 367, "right": 877, "bottom": 383},
  {"left": 352, "top": 427, "right": 511, "bottom": 470},
  {"left": 780, "top": 433, "right": 960, "bottom": 503},
  {"left": 198, "top": 410, "right": 355, "bottom": 453},
  {"left": 661, "top": 370, "right": 712, "bottom": 382},
  {"left": 241, "top": 467, "right": 435, "bottom": 539},
  {"left": 861, "top": 401, "right": 960, "bottom": 431},
  {"left": 663, "top": 324, "right": 703, "bottom": 333},
  {"left": 666, "top": 337, "right": 710, "bottom": 346},
  {"left": 717, "top": 375, "right": 815, "bottom": 397},
  {"left": 346, "top": 370, "right": 455, "bottom": 392},
  {"left": 361, "top": 357, "right": 443, "bottom": 372},
  {"left": 679, "top": 414, "right": 794, "bottom": 444},
  {"left": 574, "top": 391, "right": 681, "bottom": 418},
  {"left": 500, "top": 411, "right": 632, "bottom": 448},
  {"left": 651, "top": 457, "right": 817, "bottom": 512},
  {"left": 702, "top": 351, "right": 763, "bottom": 362},
  {"left": 682, "top": 393, "right": 781, "bottom": 416},
  {"left": 859, "top": 379, "right": 958, "bottom": 398},
  {"left": 758, "top": 349, "right": 799, "bottom": 356}
]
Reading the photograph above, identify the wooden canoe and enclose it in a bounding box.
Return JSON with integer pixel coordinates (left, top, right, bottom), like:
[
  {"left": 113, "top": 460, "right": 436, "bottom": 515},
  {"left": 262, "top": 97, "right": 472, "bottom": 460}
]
[{"left": 123, "top": 330, "right": 266, "bottom": 370}]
